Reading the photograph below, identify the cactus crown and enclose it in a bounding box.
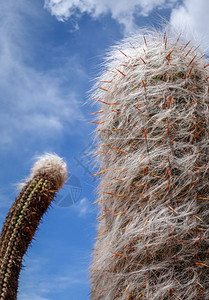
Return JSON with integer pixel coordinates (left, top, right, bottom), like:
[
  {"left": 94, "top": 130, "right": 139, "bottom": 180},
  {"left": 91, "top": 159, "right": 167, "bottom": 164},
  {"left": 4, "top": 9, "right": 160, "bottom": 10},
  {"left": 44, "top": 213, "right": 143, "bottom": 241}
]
[{"left": 19, "top": 153, "right": 68, "bottom": 190}]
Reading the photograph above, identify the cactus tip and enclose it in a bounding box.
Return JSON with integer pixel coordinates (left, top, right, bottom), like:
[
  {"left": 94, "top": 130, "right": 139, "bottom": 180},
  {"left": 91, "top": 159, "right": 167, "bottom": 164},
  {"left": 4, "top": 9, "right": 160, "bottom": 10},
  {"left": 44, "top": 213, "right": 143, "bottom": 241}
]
[
  {"left": 18, "top": 153, "right": 68, "bottom": 191},
  {"left": 30, "top": 153, "right": 68, "bottom": 189}
]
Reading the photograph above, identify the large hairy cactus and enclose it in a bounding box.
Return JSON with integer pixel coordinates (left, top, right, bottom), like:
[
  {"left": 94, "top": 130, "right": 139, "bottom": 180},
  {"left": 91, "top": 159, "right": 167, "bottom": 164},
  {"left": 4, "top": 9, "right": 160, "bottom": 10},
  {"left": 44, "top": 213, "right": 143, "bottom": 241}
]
[
  {"left": 90, "top": 31, "right": 209, "bottom": 299},
  {"left": 0, "top": 153, "right": 67, "bottom": 300}
]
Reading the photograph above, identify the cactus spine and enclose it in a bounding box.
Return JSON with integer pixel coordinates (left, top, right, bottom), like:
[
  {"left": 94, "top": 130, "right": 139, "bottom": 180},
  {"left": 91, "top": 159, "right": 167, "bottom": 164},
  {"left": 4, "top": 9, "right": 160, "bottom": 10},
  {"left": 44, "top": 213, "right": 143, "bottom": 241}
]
[
  {"left": 0, "top": 153, "right": 67, "bottom": 300},
  {"left": 90, "top": 31, "right": 209, "bottom": 299}
]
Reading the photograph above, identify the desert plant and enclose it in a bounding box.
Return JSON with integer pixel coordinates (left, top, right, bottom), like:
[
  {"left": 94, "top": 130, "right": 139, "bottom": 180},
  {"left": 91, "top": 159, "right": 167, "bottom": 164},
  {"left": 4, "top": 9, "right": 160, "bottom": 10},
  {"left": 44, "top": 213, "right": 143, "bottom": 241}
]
[
  {"left": 90, "top": 30, "right": 209, "bottom": 299},
  {"left": 0, "top": 153, "right": 67, "bottom": 300}
]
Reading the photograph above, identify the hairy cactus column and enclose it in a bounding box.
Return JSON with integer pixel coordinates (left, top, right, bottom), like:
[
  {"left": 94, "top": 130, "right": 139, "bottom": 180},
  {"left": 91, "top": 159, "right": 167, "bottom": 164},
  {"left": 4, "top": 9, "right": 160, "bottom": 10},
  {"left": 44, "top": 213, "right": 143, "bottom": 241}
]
[
  {"left": 90, "top": 32, "right": 209, "bottom": 299},
  {"left": 0, "top": 153, "right": 67, "bottom": 300}
]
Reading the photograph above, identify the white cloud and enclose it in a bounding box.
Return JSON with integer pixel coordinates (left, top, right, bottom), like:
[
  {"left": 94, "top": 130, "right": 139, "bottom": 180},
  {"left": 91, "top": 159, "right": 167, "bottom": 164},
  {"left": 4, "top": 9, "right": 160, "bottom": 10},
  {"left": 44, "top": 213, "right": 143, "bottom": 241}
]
[
  {"left": 44, "top": 0, "right": 178, "bottom": 32},
  {"left": 170, "top": 0, "right": 209, "bottom": 53},
  {"left": 45, "top": 0, "right": 209, "bottom": 52},
  {"left": 18, "top": 257, "right": 88, "bottom": 299},
  {"left": 0, "top": 1, "right": 86, "bottom": 150},
  {"left": 20, "top": 294, "right": 50, "bottom": 300},
  {"left": 74, "top": 197, "right": 91, "bottom": 217}
]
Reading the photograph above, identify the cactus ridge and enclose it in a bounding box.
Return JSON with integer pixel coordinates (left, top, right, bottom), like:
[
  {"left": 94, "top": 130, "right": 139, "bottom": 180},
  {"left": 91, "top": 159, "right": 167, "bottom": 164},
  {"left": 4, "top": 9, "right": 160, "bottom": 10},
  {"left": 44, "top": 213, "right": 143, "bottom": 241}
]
[
  {"left": 0, "top": 176, "right": 54, "bottom": 300},
  {"left": 90, "top": 31, "right": 209, "bottom": 299}
]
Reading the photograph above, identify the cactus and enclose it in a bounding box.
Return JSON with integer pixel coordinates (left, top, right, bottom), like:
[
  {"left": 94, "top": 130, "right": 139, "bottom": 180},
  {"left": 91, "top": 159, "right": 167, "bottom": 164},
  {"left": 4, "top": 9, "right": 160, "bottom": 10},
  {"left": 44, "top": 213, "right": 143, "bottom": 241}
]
[
  {"left": 90, "top": 31, "right": 209, "bottom": 299},
  {"left": 0, "top": 153, "right": 67, "bottom": 300}
]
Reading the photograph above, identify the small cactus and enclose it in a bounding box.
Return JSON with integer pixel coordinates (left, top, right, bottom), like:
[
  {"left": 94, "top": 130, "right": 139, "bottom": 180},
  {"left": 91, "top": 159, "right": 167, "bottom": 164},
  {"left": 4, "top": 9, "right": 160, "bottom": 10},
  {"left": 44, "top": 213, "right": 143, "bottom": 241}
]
[
  {"left": 90, "top": 31, "right": 209, "bottom": 299},
  {"left": 0, "top": 153, "right": 67, "bottom": 300}
]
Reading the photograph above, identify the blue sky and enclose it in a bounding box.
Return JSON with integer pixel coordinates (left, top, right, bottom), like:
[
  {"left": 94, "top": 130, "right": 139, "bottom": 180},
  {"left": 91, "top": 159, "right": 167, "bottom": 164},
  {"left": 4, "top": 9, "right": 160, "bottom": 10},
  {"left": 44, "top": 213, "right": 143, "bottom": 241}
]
[{"left": 0, "top": 0, "right": 209, "bottom": 299}]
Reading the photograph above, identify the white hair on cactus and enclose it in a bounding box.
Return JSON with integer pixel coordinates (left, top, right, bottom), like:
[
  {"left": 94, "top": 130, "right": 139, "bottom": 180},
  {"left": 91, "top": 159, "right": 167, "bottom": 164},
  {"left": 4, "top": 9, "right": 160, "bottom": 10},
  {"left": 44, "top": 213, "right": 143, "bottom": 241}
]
[
  {"left": 90, "top": 30, "right": 209, "bottom": 299},
  {"left": 19, "top": 153, "right": 67, "bottom": 190}
]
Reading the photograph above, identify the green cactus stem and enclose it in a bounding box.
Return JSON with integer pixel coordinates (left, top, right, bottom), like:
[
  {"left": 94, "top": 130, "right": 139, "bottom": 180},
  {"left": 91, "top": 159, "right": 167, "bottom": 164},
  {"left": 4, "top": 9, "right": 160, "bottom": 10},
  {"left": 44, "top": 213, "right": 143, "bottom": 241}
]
[{"left": 0, "top": 153, "right": 67, "bottom": 300}]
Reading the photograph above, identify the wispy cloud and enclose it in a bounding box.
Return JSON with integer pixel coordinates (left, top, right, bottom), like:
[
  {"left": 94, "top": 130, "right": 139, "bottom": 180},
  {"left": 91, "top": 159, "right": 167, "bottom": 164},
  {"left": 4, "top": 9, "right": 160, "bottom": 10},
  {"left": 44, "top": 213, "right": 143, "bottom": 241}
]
[
  {"left": 18, "top": 257, "right": 89, "bottom": 299},
  {"left": 0, "top": 1, "right": 86, "bottom": 150},
  {"left": 44, "top": 0, "right": 178, "bottom": 32},
  {"left": 20, "top": 294, "right": 51, "bottom": 300},
  {"left": 44, "top": 0, "right": 209, "bottom": 52},
  {"left": 73, "top": 197, "right": 93, "bottom": 217},
  {"left": 170, "top": 0, "right": 209, "bottom": 53}
]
